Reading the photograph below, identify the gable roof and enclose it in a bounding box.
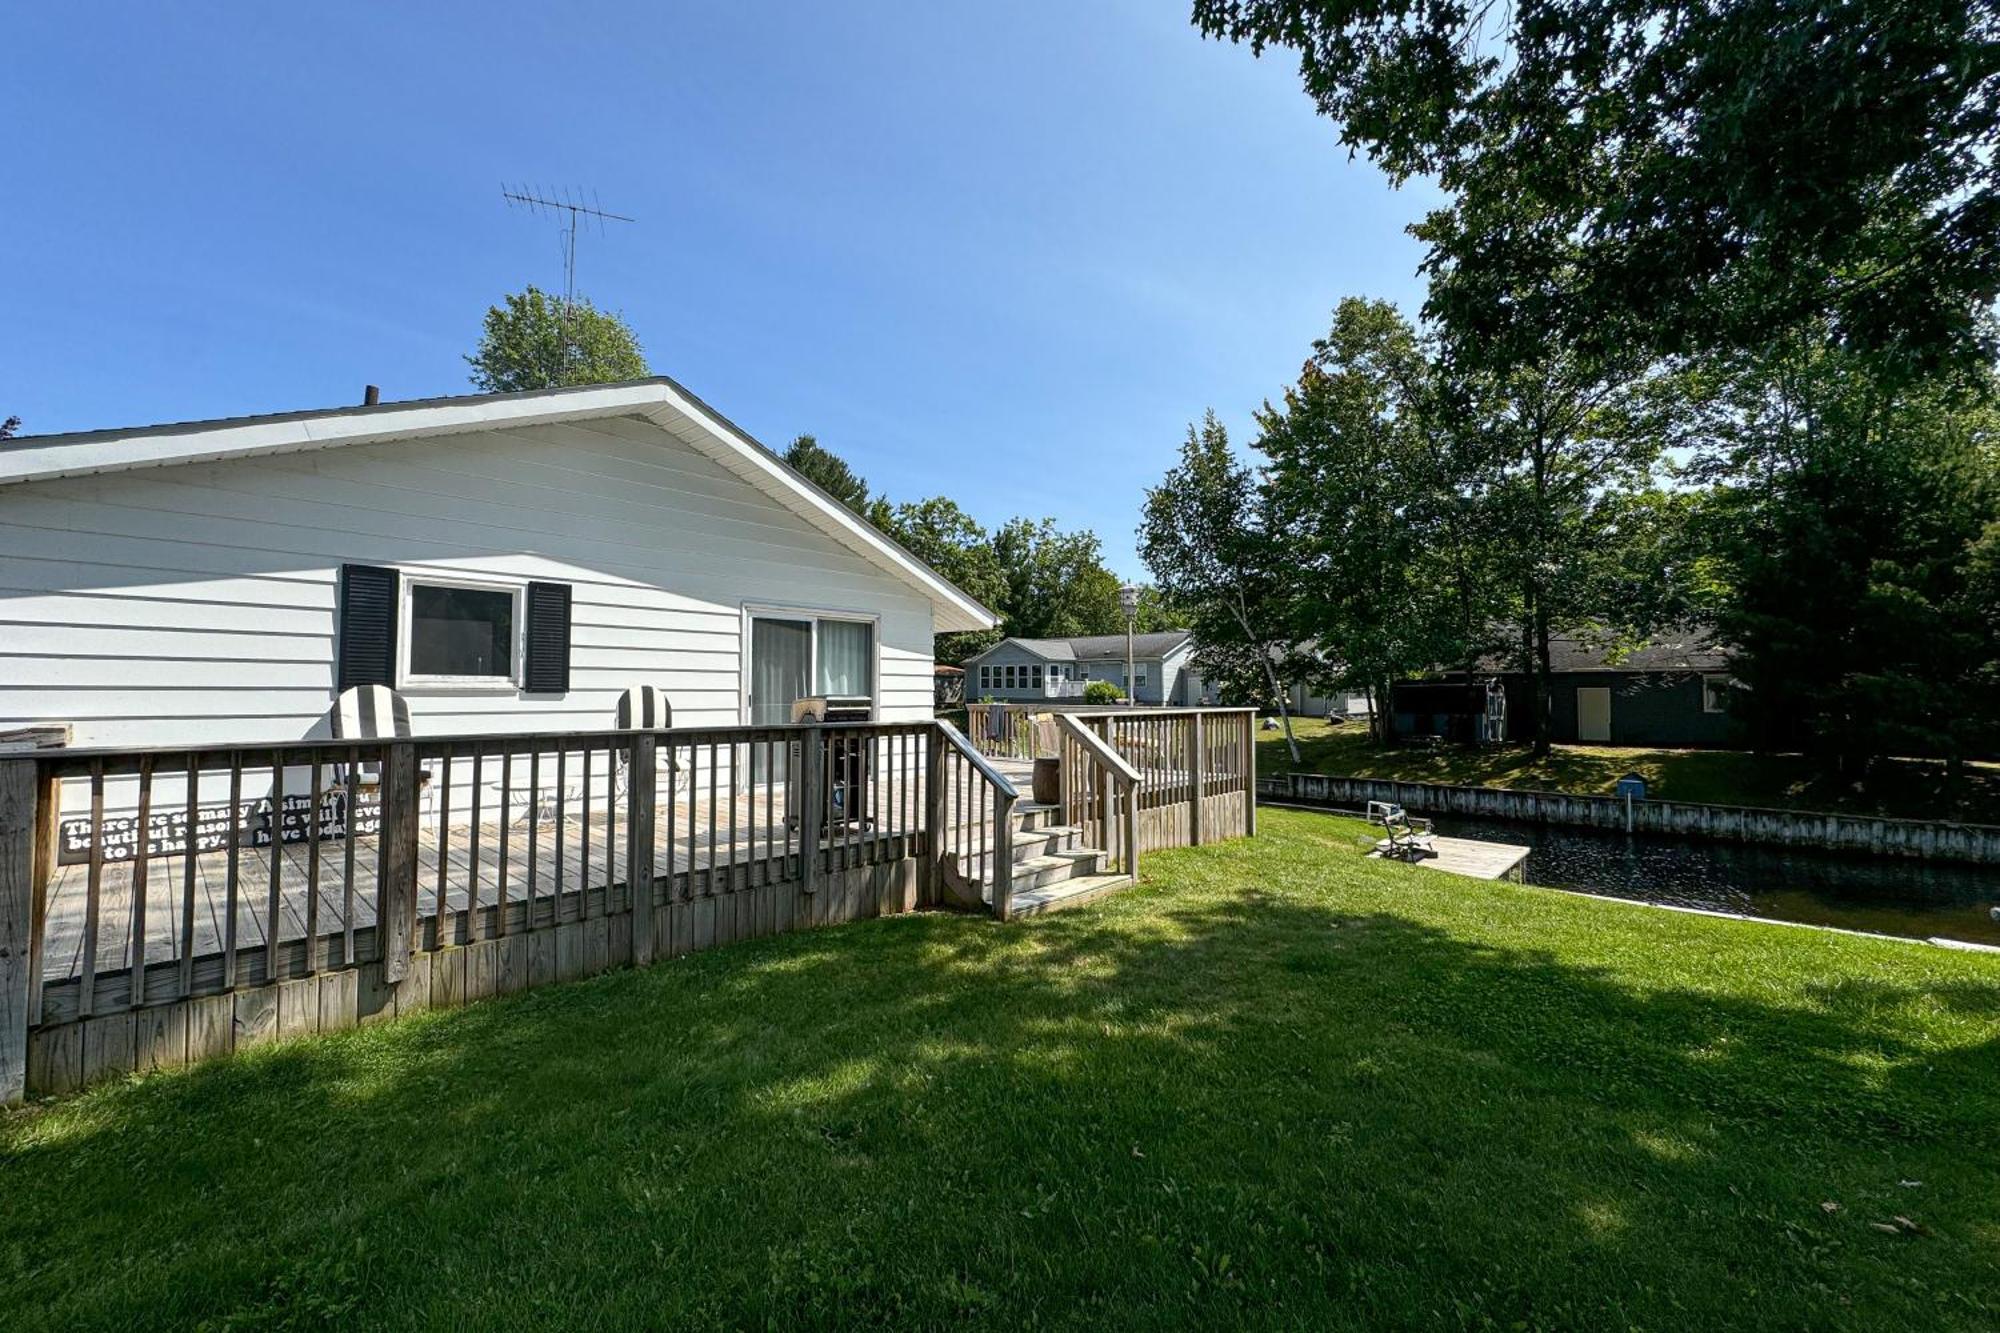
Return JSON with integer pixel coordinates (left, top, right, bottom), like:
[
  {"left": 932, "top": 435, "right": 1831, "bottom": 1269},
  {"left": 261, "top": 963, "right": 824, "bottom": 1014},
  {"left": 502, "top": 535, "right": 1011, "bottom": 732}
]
[
  {"left": 0, "top": 377, "right": 998, "bottom": 633},
  {"left": 966, "top": 630, "right": 1195, "bottom": 666}
]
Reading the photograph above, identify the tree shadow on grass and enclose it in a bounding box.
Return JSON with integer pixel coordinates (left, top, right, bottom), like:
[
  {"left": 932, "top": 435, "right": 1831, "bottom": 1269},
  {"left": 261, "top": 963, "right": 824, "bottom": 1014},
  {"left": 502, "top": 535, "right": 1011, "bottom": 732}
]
[{"left": 3, "top": 871, "right": 1999, "bottom": 1330}]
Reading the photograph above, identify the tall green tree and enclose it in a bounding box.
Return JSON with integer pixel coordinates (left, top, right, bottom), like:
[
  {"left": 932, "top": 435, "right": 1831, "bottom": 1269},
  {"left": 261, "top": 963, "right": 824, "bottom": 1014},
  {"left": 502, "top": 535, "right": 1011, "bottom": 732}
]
[
  {"left": 783, "top": 434, "right": 874, "bottom": 517},
  {"left": 1194, "top": 0, "right": 2000, "bottom": 371},
  {"left": 878, "top": 496, "right": 1008, "bottom": 663},
  {"left": 991, "top": 518, "right": 1124, "bottom": 640},
  {"left": 1259, "top": 298, "right": 1494, "bottom": 740},
  {"left": 1140, "top": 412, "right": 1302, "bottom": 759},
  {"left": 1683, "top": 334, "right": 2000, "bottom": 780},
  {"left": 467, "top": 286, "right": 648, "bottom": 392}
]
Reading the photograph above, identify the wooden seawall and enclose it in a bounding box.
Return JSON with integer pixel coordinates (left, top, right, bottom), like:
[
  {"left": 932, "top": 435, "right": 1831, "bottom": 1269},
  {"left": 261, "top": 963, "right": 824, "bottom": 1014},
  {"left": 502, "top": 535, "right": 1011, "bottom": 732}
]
[{"left": 1263, "top": 772, "right": 2000, "bottom": 866}]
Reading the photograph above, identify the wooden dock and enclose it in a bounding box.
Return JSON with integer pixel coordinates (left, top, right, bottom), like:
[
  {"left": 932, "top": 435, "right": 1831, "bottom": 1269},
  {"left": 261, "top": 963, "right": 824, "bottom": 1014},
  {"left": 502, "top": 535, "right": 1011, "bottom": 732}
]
[{"left": 1371, "top": 835, "right": 1531, "bottom": 882}]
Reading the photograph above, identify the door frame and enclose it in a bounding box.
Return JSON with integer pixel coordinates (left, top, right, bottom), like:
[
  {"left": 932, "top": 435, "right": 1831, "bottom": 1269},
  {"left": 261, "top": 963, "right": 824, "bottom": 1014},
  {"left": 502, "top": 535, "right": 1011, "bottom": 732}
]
[{"left": 738, "top": 602, "right": 883, "bottom": 725}]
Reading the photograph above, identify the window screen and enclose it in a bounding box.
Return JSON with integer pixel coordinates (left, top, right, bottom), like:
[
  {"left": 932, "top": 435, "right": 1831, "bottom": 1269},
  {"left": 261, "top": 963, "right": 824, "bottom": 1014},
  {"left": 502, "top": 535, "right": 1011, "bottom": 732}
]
[{"left": 409, "top": 584, "right": 515, "bottom": 679}]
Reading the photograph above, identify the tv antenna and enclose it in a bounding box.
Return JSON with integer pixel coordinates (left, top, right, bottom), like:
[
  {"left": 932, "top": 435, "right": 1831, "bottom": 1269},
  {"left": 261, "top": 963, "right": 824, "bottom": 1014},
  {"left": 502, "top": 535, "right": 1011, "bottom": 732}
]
[
  {"left": 500, "top": 185, "right": 636, "bottom": 383},
  {"left": 501, "top": 185, "right": 634, "bottom": 306}
]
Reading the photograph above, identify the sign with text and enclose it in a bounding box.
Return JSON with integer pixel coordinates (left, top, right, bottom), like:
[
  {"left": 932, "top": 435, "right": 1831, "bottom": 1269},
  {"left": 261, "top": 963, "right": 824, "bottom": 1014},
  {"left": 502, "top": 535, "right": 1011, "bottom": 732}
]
[{"left": 57, "top": 788, "right": 383, "bottom": 866}]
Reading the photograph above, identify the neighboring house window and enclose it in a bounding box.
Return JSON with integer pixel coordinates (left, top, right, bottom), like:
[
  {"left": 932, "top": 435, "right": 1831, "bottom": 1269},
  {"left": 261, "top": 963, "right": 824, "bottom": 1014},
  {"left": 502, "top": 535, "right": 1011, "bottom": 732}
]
[
  {"left": 1702, "top": 674, "right": 1732, "bottom": 714},
  {"left": 403, "top": 578, "right": 520, "bottom": 686},
  {"left": 1031, "top": 664, "right": 1044, "bottom": 688},
  {"left": 979, "top": 666, "right": 991, "bottom": 690},
  {"left": 1135, "top": 666, "right": 1148, "bottom": 689}
]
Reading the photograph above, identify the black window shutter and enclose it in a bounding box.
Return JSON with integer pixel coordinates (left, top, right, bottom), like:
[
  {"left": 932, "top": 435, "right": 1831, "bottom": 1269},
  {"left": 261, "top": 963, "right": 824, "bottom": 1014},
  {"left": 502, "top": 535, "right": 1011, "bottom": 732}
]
[
  {"left": 523, "top": 582, "right": 572, "bottom": 694},
  {"left": 336, "top": 564, "right": 399, "bottom": 693}
]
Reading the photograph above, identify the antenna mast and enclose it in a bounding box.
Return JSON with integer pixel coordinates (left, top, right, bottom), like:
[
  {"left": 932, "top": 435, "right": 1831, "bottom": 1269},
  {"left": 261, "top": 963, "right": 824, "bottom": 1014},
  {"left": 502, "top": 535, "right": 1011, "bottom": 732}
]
[{"left": 500, "top": 185, "right": 636, "bottom": 383}]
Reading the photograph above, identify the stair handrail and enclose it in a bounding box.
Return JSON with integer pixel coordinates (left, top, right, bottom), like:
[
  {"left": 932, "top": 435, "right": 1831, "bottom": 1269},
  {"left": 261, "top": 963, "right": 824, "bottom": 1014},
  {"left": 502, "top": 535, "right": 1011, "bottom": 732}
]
[
  {"left": 935, "top": 720, "right": 1021, "bottom": 801},
  {"left": 933, "top": 721, "right": 1022, "bottom": 917},
  {"left": 1054, "top": 714, "right": 1142, "bottom": 879}
]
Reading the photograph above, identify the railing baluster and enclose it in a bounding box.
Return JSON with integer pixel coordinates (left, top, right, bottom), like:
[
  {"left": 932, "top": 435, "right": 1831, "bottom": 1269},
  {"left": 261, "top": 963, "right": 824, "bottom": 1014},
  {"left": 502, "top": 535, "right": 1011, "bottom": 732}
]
[
  {"left": 223, "top": 754, "right": 242, "bottom": 991},
  {"left": 468, "top": 745, "right": 484, "bottom": 943},
  {"left": 341, "top": 747, "right": 358, "bottom": 966},
  {"left": 130, "top": 757, "right": 152, "bottom": 1007},
  {"left": 180, "top": 756, "right": 198, "bottom": 996},
  {"left": 706, "top": 740, "right": 719, "bottom": 896},
  {"left": 528, "top": 747, "right": 542, "bottom": 927},
  {"left": 555, "top": 745, "right": 567, "bottom": 914},
  {"left": 435, "top": 751, "right": 453, "bottom": 949},
  {"left": 580, "top": 745, "right": 593, "bottom": 911},
  {"left": 684, "top": 739, "right": 697, "bottom": 899},
  {"left": 606, "top": 739, "right": 619, "bottom": 904},
  {"left": 305, "top": 754, "right": 322, "bottom": 974},
  {"left": 496, "top": 748, "right": 512, "bottom": 937},
  {"left": 80, "top": 761, "right": 104, "bottom": 1017},
  {"left": 265, "top": 755, "right": 285, "bottom": 984}
]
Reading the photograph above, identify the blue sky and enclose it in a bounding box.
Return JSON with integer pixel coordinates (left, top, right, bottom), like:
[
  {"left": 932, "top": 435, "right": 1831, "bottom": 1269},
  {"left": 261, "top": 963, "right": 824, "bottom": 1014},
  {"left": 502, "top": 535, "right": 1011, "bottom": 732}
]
[{"left": 2, "top": 2, "right": 1437, "bottom": 578}]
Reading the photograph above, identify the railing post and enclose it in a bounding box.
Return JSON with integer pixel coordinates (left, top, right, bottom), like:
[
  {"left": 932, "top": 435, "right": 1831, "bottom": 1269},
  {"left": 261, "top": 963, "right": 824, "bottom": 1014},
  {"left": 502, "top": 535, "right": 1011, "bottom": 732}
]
[
  {"left": 991, "top": 786, "right": 1015, "bottom": 921},
  {"left": 628, "top": 732, "right": 657, "bottom": 966},
  {"left": 799, "top": 725, "right": 824, "bottom": 900},
  {"left": 1124, "top": 779, "right": 1141, "bottom": 875},
  {"left": 1241, "top": 713, "right": 1257, "bottom": 838},
  {"left": 377, "top": 742, "right": 419, "bottom": 984},
  {"left": 0, "top": 760, "right": 37, "bottom": 1107},
  {"left": 1187, "top": 712, "right": 1205, "bottom": 847},
  {"left": 923, "top": 727, "right": 947, "bottom": 904}
]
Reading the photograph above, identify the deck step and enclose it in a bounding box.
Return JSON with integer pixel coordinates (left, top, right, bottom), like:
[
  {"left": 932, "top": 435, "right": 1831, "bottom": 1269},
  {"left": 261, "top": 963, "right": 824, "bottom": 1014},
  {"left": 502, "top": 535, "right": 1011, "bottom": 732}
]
[
  {"left": 1015, "top": 801, "right": 1068, "bottom": 830},
  {"left": 1008, "top": 872, "right": 1135, "bottom": 918},
  {"left": 1008, "top": 849, "right": 1105, "bottom": 893},
  {"left": 1011, "top": 824, "right": 1081, "bottom": 863}
]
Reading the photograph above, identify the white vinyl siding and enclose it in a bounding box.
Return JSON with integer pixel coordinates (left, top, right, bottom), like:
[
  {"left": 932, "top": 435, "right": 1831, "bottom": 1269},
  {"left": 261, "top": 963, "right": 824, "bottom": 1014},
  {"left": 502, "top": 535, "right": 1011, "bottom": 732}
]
[{"left": 0, "top": 412, "right": 939, "bottom": 770}]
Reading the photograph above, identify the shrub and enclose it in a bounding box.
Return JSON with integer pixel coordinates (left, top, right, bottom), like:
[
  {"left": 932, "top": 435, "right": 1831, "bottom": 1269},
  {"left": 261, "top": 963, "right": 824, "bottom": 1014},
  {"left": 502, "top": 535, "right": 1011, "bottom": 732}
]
[{"left": 1083, "top": 681, "right": 1125, "bottom": 704}]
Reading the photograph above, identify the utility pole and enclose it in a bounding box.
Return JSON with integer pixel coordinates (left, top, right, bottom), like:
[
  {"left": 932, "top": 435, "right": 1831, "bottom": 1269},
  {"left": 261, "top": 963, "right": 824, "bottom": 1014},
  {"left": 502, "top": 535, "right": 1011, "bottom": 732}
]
[{"left": 1119, "top": 584, "right": 1140, "bottom": 707}]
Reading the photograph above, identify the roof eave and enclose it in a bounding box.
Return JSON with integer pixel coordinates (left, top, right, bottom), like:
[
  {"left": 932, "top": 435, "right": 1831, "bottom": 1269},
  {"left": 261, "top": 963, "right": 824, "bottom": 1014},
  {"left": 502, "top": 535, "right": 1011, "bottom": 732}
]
[{"left": 0, "top": 378, "right": 1000, "bottom": 635}]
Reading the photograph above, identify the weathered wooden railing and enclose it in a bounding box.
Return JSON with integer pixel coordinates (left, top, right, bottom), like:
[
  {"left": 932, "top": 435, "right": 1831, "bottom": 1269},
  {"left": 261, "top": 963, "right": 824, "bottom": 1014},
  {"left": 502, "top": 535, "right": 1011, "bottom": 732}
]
[
  {"left": 1054, "top": 715, "right": 1141, "bottom": 885},
  {"left": 1069, "top": 708, "right": 1258, "bottom": 852},
  {"left": 0, "top": 721, "right": 951, "bottom": 1102},
  {"left": 0, "top": 710, "right": 1260, "bottom": 1102},
  {"left": 930, "top": 722, "right": 1021, "bottom": 917},
  {"left": 962, "top": 702, "right": 1043, "bottom": 762}
]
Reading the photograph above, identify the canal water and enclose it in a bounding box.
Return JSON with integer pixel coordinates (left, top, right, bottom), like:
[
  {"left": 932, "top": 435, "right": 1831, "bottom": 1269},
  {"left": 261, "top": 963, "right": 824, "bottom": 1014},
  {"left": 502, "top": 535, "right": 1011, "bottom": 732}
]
[{"left": 1427, "top": 814, "right": 2000, "bottom": 947}]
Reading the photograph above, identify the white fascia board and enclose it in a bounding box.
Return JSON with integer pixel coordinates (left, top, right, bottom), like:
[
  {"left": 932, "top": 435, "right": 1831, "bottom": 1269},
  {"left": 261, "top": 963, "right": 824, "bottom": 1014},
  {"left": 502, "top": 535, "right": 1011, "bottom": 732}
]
[
  {"left": 0, "top": 379, "right": 999, "bottom": 634},
  {"left": 637, "top": 385, "right": 996, "bottom": 635}
]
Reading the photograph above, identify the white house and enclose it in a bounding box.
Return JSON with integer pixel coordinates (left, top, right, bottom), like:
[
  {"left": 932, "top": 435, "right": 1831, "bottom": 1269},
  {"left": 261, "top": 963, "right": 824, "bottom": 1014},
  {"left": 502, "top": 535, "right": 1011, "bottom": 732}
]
[
  {"left": 0, "top": 378, "right": 996, "bottom": 769},
  {"left": 963, "top": 631, "right": 1203, "bottom": 706}
]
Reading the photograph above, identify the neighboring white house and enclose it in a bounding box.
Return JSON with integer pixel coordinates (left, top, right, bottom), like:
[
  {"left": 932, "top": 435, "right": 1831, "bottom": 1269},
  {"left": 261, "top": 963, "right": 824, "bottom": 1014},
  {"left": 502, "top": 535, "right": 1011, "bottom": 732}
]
[
  {"left": 963, "top": 630, "right": 1201, "bottom": 706},
  {"left": 0, "top": 378, "right": 996, "bottom": 770}
]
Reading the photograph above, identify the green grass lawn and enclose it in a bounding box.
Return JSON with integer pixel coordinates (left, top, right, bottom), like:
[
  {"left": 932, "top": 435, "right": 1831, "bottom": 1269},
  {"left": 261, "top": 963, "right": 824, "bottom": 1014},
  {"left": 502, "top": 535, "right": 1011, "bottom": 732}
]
[
  {"left": 1261, "top": 717, "right": 2000, "bottom": 824},
  {"left": 4, "top": 809, "right": 1998, "bottom": 1329}
]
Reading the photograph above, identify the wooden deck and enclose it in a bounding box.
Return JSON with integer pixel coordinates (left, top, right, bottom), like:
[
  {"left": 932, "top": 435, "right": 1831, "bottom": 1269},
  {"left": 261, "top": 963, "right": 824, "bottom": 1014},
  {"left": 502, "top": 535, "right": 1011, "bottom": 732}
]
[
  {"left": 1371, "top": 834, "right": 1531, "bottom": 882},
  {"left": 38, "top": 768, "right": 972, "bottom": 991}
]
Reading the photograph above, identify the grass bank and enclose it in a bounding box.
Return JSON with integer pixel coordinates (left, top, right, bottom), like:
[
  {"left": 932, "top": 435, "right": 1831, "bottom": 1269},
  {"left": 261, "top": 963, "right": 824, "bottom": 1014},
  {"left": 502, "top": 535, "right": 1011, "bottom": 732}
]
[
  {"left": 1260, "top": 717, "right": 2000, "bottom": 824},
  {"left": 3, "top": 809, "right": 1997, "bottom": 1329}
]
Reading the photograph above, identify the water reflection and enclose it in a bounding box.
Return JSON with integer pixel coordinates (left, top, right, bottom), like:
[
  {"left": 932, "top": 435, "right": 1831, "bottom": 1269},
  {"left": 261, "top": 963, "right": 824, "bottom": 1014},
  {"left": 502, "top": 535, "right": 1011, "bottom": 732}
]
[{"left": 1429, "top": 815, "right": 2000, "bottom": 947}]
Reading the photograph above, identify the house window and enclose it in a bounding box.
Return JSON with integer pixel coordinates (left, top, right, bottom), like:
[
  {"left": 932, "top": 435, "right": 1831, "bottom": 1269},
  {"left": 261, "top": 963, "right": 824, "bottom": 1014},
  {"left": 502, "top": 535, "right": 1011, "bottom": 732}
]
[
  {"left": 404, "top": 579, "right": 520, "bottom": 685},
  {"left": 1135, "top": 666, "right": 1148, "bottom": 688},
  {"left": 1702, "top": 674, "right": 1732, "bottom": 714},
  {"left": 816, "top": 619, "right": 874, "bottom": 696},
  {"left": 979, "top": 666, "right": 990, "bottom": 690},
  {"left": 1031, "top": 664, "right": 1043, "bottom": 688}
]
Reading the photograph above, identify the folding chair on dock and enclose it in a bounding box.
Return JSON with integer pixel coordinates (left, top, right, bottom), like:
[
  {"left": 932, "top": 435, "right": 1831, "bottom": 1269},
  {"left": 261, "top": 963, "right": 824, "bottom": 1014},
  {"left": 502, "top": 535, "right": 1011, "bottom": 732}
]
[{"left": 1366, "top": 800, "right": 1435, "bottom": 861}]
